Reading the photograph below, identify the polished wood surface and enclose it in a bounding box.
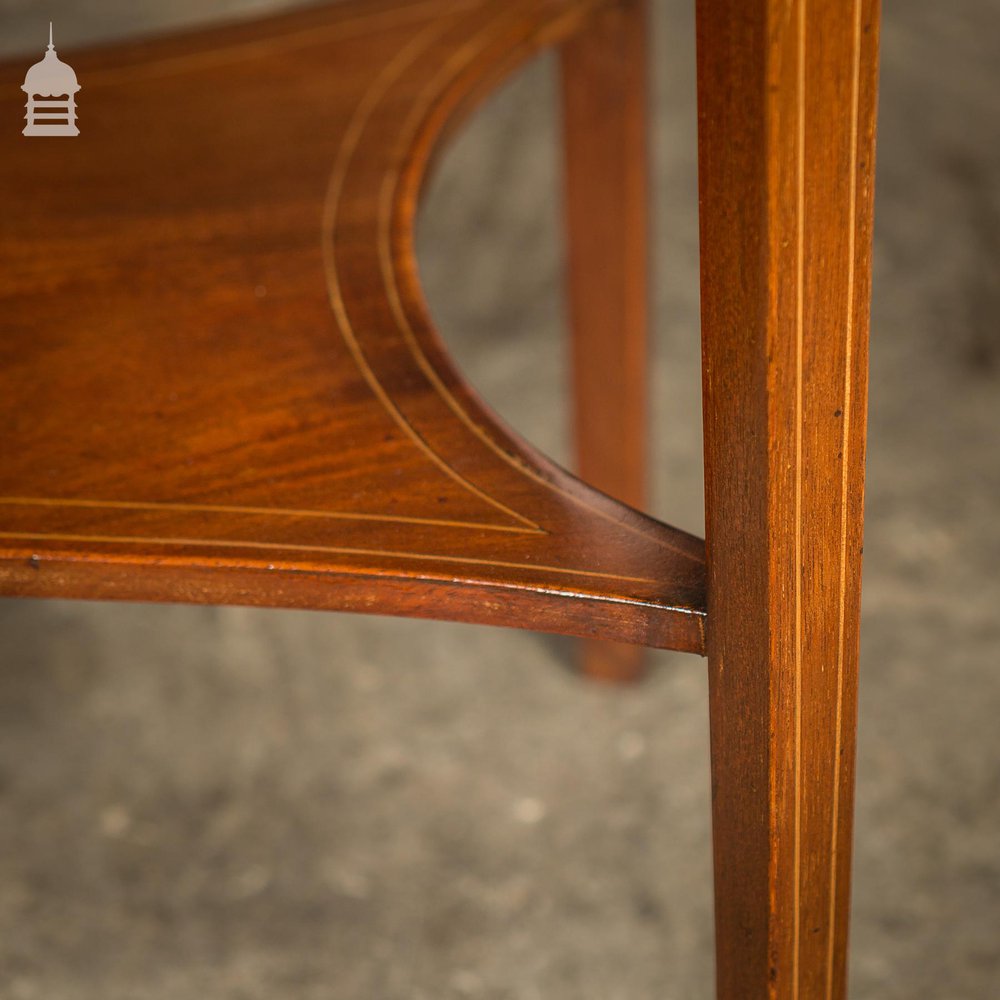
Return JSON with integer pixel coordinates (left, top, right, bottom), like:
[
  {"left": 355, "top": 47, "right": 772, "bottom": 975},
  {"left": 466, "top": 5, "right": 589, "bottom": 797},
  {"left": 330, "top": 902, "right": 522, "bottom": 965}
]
[
  {"left": 1, "top": 1, "right": 884, "bottom": 994},
  {"left": 697, "top": 0, "right": 880, "bottom": 996},
  {"left": 0, "top": 0, "right": 705, "bottom": 653},
  {"left": 561, "top": 0, "right": 650, "bottom": 681}
]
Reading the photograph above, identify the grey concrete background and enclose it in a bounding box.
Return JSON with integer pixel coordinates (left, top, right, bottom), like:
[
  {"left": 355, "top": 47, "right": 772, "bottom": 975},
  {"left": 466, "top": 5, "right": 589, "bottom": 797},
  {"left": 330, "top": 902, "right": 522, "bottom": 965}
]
[{"left": 1, "top": 1, "right": 998, "bottom": 997}]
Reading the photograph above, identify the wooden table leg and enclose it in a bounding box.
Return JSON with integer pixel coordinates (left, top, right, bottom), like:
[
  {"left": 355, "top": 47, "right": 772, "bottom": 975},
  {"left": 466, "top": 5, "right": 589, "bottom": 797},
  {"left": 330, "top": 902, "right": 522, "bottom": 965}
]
[
  {"left": 561, "top": 0, "right": 649, "bottom": 683},
  {"left": 696, "top": 0, "right": 880, "bottom": 996}
]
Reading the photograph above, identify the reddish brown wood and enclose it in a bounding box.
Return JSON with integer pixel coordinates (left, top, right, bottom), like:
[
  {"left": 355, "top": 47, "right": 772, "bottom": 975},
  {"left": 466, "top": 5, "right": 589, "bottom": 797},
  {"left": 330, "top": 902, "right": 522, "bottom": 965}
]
[
  {"left": 0, "top": 0, "right": 885, "bottom": 992},
  {"left": 561, "top": 0, "right": 650, "bottom": 682},
  {"left": 0, "top": 0, "right": 706, "bottom": 654},
  {"left": 696, "top": 0, "right": 880, "bottom": 996}
]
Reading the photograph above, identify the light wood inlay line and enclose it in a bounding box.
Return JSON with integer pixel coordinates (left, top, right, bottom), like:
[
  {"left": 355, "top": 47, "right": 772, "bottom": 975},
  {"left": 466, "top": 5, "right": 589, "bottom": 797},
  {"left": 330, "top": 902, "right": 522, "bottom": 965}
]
[
  {"left": 826, "top": 1, "right": 864, "bottom": 995},
  {"left": 321, "top": 8, "right": 543, "bottom": 533},
  {"left": 0, "top": 1, "right": 709, "bottom": 652},
  {"left": 83, "top": 0, "right": 482, "bottom": 87},
  {"left": 0, "top": 531, "right": 660, "bottom": 587},
  {"left": 0, "top": 496, "right": 539, "bottom": 534},
  {"left": 374, "top": 1, "right": 703, "bottom": 562},
  {"left": 3, "top": 2, "right": 705, "bottom": 593},
  {"left": 792, "top": 1, "right": 807, "bottom": 995},
  {"left": 7, "top": 3, "right": 545, "bottom": 540},
  {"left": 375, "top": 12, "right": 553, "bottom": 497}
]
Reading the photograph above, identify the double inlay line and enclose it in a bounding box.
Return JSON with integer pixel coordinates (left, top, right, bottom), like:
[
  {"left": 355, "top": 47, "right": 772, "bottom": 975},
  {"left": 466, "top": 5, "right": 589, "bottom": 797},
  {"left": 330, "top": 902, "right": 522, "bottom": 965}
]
[
  {"left": 365, "top": 1, "right": 705, "bottom": 562},
  {"left": 2, "top": 0, "right": 704, "bottom": 594},
  {"left": 319, "top": 9, "right": 543, "bottom": 532},
  {"left": 790, "top": 0, "right": 866, "bottom": 997},
  {"left": 83, "top": 0, "right": 484, "bottom": 87},
  {"left": 323, "top": 0, "right": 704, "bottom": 562},
  {"left": 6, "top": 2, "right": 543, "bottom": 542}
]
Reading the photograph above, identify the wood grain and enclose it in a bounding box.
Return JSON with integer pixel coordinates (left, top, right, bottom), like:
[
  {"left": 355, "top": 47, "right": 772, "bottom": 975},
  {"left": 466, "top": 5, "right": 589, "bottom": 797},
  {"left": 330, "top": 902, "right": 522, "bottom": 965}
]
[
  {"left": 0, "top": 0, "right": 888, "bottom": 993},
  {"left": 0, "top": 0, "right": 706, "bottom": 653},
  {"left": 696, "top": 0, "right": 880, "bottom": 996}
]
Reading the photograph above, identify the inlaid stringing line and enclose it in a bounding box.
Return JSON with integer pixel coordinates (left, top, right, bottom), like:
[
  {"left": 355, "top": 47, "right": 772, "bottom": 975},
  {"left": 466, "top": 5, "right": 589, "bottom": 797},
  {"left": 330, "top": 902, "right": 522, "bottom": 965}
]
[
  {"left": 0, "top": 496, "right": 535, "bottom": 534},
  {"left": 84, "top": 0, "right": 483, "bottom": 87},
  {"left": 325, "top": 0, "right": 700, "bottom": 559},
  {"left": 826, "top": 1, "right": 865, "bottom": 995},
  {"left": 68, "top": 0, "right": 554, "bottom": 538},
  {"left": 373, "top": 1, "right": 704, "bottom": 563},
  {"left": 373, "top": 4, "right": 550, "bottom": 505},
  {"left": 320, "top": 9, "right": 542, "bottom": 532},
  {"left": 0, "top": 531, "right": 659, "bottom": 586},
  {"left": 3, "top": 0, "right": 703, "bottom": 590},
  {"left": 793, "top": 0, "right": 807, "bottom": 995},
  {"left": 5, "top": 2, "right": 540, "bottom": 538}
]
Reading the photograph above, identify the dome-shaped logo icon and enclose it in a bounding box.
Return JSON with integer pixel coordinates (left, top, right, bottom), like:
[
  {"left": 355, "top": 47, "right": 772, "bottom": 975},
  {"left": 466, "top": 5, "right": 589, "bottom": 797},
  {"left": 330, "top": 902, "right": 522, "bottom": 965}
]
[{"left": 22, "top": 23, "right": 80, "bottom": 137}]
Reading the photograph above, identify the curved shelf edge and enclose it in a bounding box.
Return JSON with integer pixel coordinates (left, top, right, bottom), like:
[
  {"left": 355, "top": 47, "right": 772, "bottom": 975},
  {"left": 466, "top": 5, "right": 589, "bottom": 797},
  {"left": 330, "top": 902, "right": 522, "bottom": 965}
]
[
  {"left": 0, "top": 0, "right": 706, "bottom": 655},
  {"left": 0, "top": 548, "right": 705, "bottom": 653}
]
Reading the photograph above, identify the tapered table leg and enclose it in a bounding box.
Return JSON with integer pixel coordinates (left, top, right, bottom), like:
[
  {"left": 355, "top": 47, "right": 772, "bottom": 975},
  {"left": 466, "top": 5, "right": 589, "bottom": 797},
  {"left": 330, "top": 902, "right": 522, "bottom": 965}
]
[{"left": 696, "top": 0, "right": 880, "bottom": 995}]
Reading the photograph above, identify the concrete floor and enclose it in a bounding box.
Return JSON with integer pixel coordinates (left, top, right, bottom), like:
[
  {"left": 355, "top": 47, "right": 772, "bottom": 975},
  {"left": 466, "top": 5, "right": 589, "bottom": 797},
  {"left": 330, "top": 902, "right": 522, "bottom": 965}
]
[{"left": 1, "top": 1, "right": 998, "bottom": 997}]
